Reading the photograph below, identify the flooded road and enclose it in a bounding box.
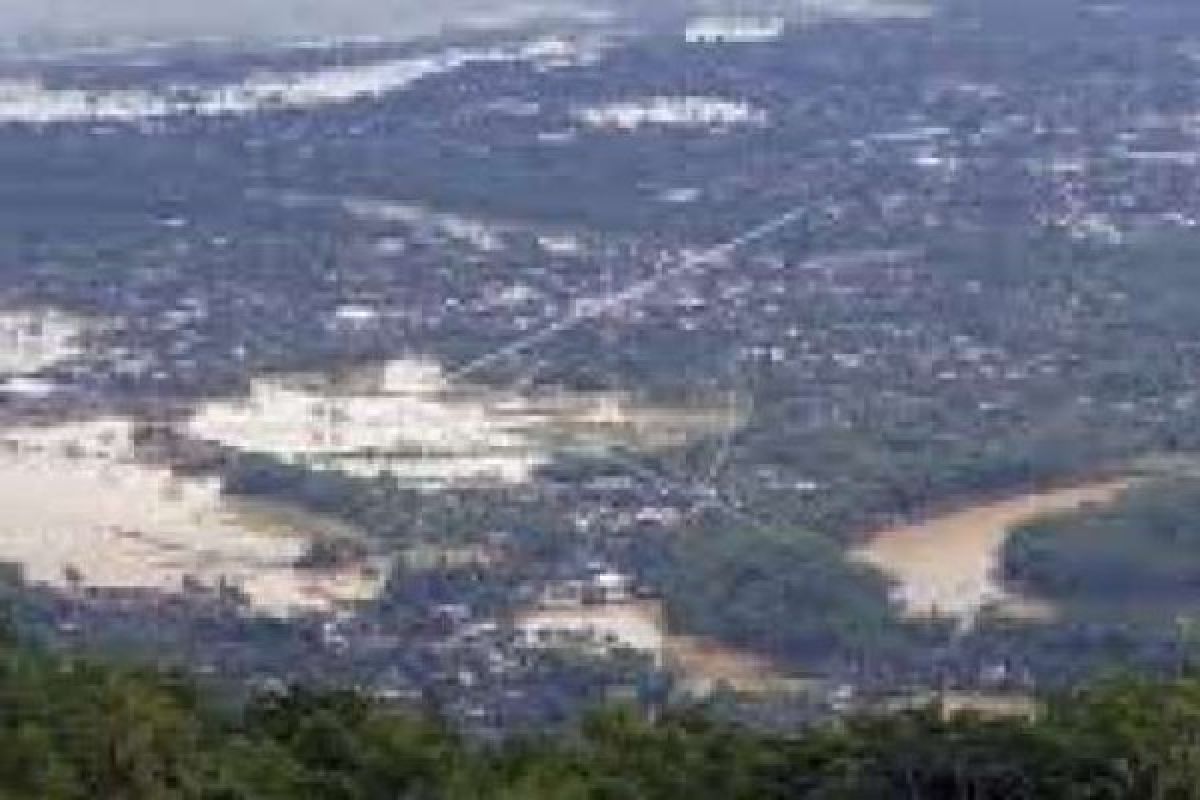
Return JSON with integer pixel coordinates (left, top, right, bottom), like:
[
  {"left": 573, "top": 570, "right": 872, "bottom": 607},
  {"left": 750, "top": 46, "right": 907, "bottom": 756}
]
[
  {"left": 186, "top": 359, "right": 739, "bottom": 488},
  {"left": 852, "top": 481, "right": 1130, "bottom": 621},
  {"left": 0, "top": 417, "right": 382, "bottom": 616}
]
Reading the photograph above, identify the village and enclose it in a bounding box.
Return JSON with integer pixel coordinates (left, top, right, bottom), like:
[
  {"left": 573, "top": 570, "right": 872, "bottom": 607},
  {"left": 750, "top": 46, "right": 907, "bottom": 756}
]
[{"left": 1, "top": 1, "right": 1200, "bottom": 731}]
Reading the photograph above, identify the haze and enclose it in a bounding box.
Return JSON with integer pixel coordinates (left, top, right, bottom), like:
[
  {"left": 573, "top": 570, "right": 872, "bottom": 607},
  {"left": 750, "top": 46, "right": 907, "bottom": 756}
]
[
  {"left": 0, "top": 0, "right": 612, "bottom": 46},
  {"left": 0, "top": 0, "right": 929, "bottom": 48}
]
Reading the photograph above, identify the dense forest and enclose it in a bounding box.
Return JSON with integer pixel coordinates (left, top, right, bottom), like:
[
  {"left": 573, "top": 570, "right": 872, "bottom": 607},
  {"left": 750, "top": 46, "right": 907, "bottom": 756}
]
[
  {"left": 660, "top": 525, "right": 921, "bottom": 662},
  {"left": 6, "top": 615, "right": 1200, "bottom": 799},
  {"left": 1005, "top": 475, "right": 1200, "bottom": 619}
]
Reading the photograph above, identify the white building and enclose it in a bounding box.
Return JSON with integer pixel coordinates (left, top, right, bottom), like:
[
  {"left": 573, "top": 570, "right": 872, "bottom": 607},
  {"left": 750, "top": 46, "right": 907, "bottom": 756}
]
[{"left": 685, "top": 16, "right": 787, "bottom": 44}]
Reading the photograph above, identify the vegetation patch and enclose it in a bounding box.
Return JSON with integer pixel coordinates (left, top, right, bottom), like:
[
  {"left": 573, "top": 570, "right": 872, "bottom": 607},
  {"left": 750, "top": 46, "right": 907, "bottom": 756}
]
[{"left": 1004, "top": 477, "right": 1200, "bottom": 617}]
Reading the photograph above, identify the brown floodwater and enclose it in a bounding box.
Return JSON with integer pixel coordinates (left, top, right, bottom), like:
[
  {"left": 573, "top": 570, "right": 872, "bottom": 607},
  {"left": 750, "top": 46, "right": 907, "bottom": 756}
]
[
  {"left": 185, "top": 358, "right": 739, "bottom": 488},
  {"left": 0, "top": 417, "right": 383, "bottom": 617},
  {"left": 0, "top": 345, "right": 738, "bottom": 616},
  {"left": 852, "top": 481, "right": 1130, "bottom": 622},
  {"left": 516, "top": 600, "right": 798, "bottom": 693}
]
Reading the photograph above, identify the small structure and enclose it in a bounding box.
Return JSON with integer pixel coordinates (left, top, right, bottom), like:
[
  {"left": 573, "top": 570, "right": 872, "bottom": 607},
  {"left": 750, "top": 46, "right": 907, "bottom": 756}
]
[
  {"left": 685, "top": 16, "right": 786, "bottom": 44},
  {"left": 583, "top": 570, "right": 633, "bottom": 605}
]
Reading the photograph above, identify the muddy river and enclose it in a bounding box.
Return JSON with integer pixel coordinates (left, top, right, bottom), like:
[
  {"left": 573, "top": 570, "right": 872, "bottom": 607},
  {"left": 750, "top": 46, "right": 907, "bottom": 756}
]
[{"left": 852, "top": 481, "right": 1130, "bottom": 622}]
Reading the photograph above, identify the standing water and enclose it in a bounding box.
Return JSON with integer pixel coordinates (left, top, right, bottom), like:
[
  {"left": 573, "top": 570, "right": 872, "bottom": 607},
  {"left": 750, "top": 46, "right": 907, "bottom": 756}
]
[{"left": 852, "top": 482, "right": 1129, "bottom": 622}]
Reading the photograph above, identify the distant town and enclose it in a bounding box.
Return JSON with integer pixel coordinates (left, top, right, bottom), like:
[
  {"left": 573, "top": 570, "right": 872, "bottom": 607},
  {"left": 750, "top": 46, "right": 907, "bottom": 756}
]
[{"left": 2, "top": 0, "right": 1200, "bottom": 734}]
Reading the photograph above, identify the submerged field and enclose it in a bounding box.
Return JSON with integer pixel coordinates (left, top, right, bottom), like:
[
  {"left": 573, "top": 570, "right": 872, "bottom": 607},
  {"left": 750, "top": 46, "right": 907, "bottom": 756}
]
[
  {"left": 853, "top": 481, "right": 1131, "bottom": 622},
  {"left": 0, "top": 416, "right": 382, "bottom": 616}
]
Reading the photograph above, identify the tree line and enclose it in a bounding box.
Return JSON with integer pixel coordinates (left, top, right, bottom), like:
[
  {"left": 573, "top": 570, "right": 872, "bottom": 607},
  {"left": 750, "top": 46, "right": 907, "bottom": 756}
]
[{"left": 7, "top": 617, "right": 1200, "bottom": 799}]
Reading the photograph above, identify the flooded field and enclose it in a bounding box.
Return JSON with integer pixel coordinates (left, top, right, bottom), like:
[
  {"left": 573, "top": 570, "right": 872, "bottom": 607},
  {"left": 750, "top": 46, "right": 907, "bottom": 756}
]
[
  {"left": 517, "top": 602, "right": 667, "bottom": 664},
  {"left": 0, "top": 37, "right": 598, "bottom": 125},
  {"left": 0, "top": 309, "right": 86, "bottom": 377},
  {"left": 796, "top": 0, "right": 933, "bottom": 20},
  {"left": 574, "top": 97, "right": 767, "bottom": 132},
  {"left": 0, "top": 329, "right": 736, "bottom": 615},
  {"left": 666, "top": 635, "right": 803, "bottom": 695},
  {"left": 186, "top": 359, "right": 739, "bottom": 488},
  {"left": 517, "top": 600, "right": 798, "bottom": 694},
  {"left": 853, "top": 481, "right": 1130, "bottom": 622},
  {"left": 0, "top": 417, "right": 382, "bottom": 616},
  {"left": 881, "top": 691, "right": 1039, "bottom": 719}
]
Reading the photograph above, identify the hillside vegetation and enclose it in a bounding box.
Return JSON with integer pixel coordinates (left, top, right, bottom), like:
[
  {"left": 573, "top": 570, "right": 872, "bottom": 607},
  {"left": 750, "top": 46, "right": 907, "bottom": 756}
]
[
  {"left": 1005, "top": 477, "right": 1200, "bottom": 617},
  {"left": 5, "top": 621, "right": 1200, "bottom": 799}
]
